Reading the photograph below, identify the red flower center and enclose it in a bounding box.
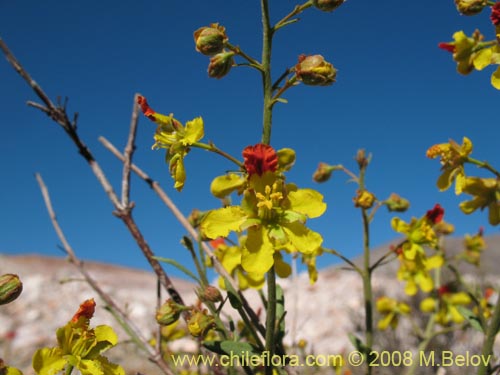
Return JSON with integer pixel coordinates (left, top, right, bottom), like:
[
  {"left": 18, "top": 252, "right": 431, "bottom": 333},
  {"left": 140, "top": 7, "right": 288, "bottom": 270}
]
[
  {"left": 426, "top": 204, "right": 444, "bottom": 224},
  {"left": 491, "top": 3, "right": 500, "bottom": 26},
  {"left": 242, "top": 144, "right": 278, "bottom": 176}
]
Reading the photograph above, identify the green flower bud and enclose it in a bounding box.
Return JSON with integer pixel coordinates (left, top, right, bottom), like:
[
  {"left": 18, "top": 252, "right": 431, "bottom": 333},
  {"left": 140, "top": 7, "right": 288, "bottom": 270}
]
[
  {"left": 156, "top": 299, "right": 185, "bottom": 326},
  {"left": 385, "top": 193, "right": 410, "bottom": 212},
  {"left": 193, "top": 24, "right": 228, "bottom": 56},
  {"left": 295, "top": 54, "right": 336, "bottom": 86},
  {"left": 312, "top": 0, "right": 345, "bottom": 12},
  {"left": 454, "top": 0, "right": 487, "bottom": 15},
  {"left": 208, "top": 51, "right": 235, "bottom": 79},
  {"left": 0, "top": 274, "right": 22, "bottom": 305}
]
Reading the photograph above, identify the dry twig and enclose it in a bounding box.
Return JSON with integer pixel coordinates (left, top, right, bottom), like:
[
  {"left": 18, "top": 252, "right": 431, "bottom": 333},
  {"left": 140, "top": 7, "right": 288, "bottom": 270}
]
[{"left": 35, "top": 173, "right": 174, "bottom": 375}]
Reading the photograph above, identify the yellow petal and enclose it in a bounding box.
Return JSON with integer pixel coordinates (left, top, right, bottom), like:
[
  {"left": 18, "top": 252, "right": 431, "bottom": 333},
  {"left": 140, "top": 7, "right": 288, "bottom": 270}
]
[
  {"left": 181, "top": 117, "right": 204, "bottom": 145},
  {"left": 201, "top": 207, "right": 246, "bottom": 239},
  {"left": 473, "top": 48, "right": 492, "bottom": 71},
  {"left": 491, "top": 66, "right": 500, "bottom": 90},
  {"left": 288, "top": 189, "right": 327, "bottom": 218}
]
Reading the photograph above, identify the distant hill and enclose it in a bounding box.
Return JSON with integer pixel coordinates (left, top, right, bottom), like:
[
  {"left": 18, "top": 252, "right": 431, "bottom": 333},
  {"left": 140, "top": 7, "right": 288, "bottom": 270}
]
[{"left": 1, "top": 235, "right": 500, "bottom": 374}]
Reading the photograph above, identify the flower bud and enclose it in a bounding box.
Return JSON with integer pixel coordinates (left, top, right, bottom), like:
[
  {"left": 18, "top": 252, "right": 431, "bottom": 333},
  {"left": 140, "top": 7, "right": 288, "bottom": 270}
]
[
  {"left": 354, "top": 190, "right": 376, "bottom": 209},
  {"left": 312, "top": 0, "right": 345, "bottom": 12},
  {"left": 156, "top": 299, "right": 185, "bottom": 326},
  {"left": 454, "top": 0, "right": 487, "bottom": 16},
  {"left": 187, "top": 309, "right": 215, "bottom": 337},
  {"left": 208, "top": 51, "right": 235, "bottom": 79},
  {"left": 295, "top": 54, "right": 336, "bottom": 86},
  {"left": 197, "top": 285, "right": 223, "bottom": 303},
  {"left": 355, "top": 149, "right": 369, "bottom": 168},
  {"left": 193, "top": 24, "right": 228, "bottom": 56},
  {"left": 0, "top": 274, "right": 23, "bottom": 305},
  {"left": 385, "top": 193, "right": 410, "bottom": 212},
  {"left": 313, "top": 162, "right": 335, "bottom": 183}
]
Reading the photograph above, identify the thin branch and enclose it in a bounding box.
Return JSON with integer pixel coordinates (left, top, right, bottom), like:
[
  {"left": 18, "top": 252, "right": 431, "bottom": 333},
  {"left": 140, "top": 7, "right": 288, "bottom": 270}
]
[
  {"left": 35, "top": 173, "right": 174, "bottom": 375},
  {"left": 121, "top": 94, "right": 141, "bottom": 208},
  {"left": 0, "top": 38, "right": 185, "bottom": 309}
]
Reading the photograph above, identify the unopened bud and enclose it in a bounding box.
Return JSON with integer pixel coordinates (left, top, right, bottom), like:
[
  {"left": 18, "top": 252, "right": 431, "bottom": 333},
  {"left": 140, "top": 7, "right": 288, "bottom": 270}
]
[
  {"left": 187, "top": 309, "right": 215, "bottom": 337},
  {"left": 198, "top": 285, "right": 223, "bottom": 303},
  {"left": 194, "top": 24, "right": 228, "bottom": 56},
  {"left": 208, "top": 51, "right": 235, "bottom": 79},
  {"left": 156, "top": 299, "right": 185, "bottom": 326},
  {"left": 434, "top": 221, "right": 455, "bottom": 235},
  {"left": 455, "top": 0, "right": 487, "bottom": 15},
  {"left": 385, "top": 193, "right": 410, "bottom": 212},
  {"left": 355, "top": 149, "right": 369, "bottom": 169},
  {"left": 354, "top": 190, "right": 376, "bottom": 209},
  {"left": 312, "top": 0, "right": 345, "bottom": 12},
  {"left": 0, "top": 274, "right": 22, "bottom": 305},
  {"left": 295, "top": 54, "right": 336, "bottom": 86},
  {"left": 313, "top": 162, "right": 335, "bottom": 183}
]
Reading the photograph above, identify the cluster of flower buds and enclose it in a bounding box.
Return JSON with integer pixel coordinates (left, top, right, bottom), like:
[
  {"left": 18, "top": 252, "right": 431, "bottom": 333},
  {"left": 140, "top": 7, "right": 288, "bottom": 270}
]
[{"left": 194, "top": 24, "right": 234, "bottom": 79}]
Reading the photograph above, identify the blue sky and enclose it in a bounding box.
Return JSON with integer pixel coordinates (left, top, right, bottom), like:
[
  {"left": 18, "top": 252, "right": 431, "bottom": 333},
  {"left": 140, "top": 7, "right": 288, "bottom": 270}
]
[{"left": 1, "top": 1, "right": 498, "bottom": 279}]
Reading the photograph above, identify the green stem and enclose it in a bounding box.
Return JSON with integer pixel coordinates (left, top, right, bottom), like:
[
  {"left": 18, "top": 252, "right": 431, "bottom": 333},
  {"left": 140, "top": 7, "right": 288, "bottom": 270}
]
[
  {"left": 265, "top": 266, "right": 277, "bottom": 375},
  {"left": 405, "top": 316, "right": 436, "bottom": 375},
  {"left": 477, "top": 295, "right": 500, "bottom": 375},
  {"left": 358, "top": 166, "right": 373, "bottom": 375},
  {"left": 261, "top": 0, "right": 273, "bottom": 145},
  {"left": 271, "top": 75, "right": 297, "bottom": 106},
  {"left": 226, "top": 42, "right": 264, "bottom": 72},
  {"left": 467, "top": 156, "right": 500, "bottom": 179},
  {"left": 274, "top": 1, "right": 313, "bottom": 31},
  {"left": 64, "top": 364, "right": 74, "bottom": 375},
  {"left": 192, "top": 142, "right": 243, "bottom": 168}
]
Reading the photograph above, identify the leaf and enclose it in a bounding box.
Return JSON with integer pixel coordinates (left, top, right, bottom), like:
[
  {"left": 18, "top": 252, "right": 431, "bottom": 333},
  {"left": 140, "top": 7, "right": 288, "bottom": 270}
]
[
  {"left": 32, "top": 348, "right": 66, "bottom": 375},
  {"left": 275, "top": 284, "right": 286, "bottom": 343},
  {"left": 203, "top": 340, "right": 258, "bottom": 356},
  {"left": 456, "top": 306, "right": 483, "bottom": 332},
  {"left": 223, "top": 276, "right": 242, "bottom": 309},
  {"left": 201, "top": 207, "right": 246, "bottom": 239},
  {"left": 154, "top": 256, "right": 201, "bottom": 283}
]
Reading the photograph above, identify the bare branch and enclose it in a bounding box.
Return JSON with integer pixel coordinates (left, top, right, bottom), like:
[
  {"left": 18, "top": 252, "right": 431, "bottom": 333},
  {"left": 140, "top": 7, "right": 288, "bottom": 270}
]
[
  {"left": 121, "top": 94, "right": 140, "bottom": 208},
  {"left": 1, "top": 38, "right": 185, "bottom": 307},
  {"left": 35, "top": 173, "right": 174, "bottom": 375}
]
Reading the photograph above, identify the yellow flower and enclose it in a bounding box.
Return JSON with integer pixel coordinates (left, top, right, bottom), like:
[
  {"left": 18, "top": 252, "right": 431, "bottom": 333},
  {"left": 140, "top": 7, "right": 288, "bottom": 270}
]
[
  {"left": 211, "top": 238, "right": 265, "bottom": 290},
  {"left": 426, "top": 137, "right": 473, "bottom": 194},
  {"left": 376, "top": 296, "right": 410, "bottom": 330},
  {"left": 459, "top": 228, "right": 486, "bottom": 265},
  {"left": 202, "top": 170, "right": 326, "bottom": 281},
  {"left": 459, "top": 177, "right": 500, "bottom": 225},
  {"left": 396, "top": 251, "right": 444, "bottom": 295},
  {"left": 420, "top": 286, "right": 471, "bottom": 325},
  {"left": 138, "top": 95, "right": 204, "bottom": 191}
]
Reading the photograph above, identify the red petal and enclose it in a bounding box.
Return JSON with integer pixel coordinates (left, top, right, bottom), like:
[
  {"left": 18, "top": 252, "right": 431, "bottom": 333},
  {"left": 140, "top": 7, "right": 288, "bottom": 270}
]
[
  {"left": 242, "top": 144, "right": 278, "bottom": 176},
  {"left": 426, "top": 204, "right": 444, "bottom": 224},
  {"left": 71, "top": 298, "right": 96, "bottom": 323},
  {"left": 491, "top": 3, "right": 500, "bottom": 26},
  {"left": 438, "top": 42, "right": 456, "bottom": 53},
  {"left": 137, "top": 95, "right": 156, "bottom": 119}
]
